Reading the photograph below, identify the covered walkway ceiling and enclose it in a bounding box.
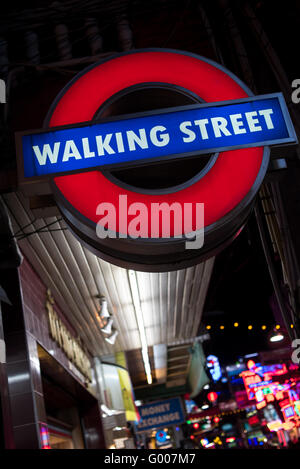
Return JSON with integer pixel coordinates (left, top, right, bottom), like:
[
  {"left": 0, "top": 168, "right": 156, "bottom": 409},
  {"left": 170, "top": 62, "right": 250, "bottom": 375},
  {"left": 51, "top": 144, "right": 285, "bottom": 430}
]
[{"left": 3, "top": 190, "right": 214, "bottom": 358}]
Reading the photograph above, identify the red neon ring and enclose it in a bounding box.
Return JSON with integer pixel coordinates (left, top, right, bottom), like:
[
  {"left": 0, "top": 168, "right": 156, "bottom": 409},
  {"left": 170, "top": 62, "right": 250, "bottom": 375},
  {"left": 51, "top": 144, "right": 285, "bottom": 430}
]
[{"left": 48, "top": 50, "right": 264, "bottom": 237}]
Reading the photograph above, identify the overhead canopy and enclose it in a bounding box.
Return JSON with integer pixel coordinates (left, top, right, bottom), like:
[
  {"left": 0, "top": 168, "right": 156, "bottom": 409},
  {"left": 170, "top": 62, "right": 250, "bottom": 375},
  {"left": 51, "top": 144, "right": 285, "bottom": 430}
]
[{"left": 3, "top": 191, "right": 214, "bottom": 360}]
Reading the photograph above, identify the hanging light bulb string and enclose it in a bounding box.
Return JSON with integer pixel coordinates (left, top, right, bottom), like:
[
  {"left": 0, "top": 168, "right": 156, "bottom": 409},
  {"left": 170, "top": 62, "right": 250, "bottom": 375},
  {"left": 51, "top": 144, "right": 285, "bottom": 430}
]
[{"left": 204, "top": 322, "right": 294, "bottom": 332}]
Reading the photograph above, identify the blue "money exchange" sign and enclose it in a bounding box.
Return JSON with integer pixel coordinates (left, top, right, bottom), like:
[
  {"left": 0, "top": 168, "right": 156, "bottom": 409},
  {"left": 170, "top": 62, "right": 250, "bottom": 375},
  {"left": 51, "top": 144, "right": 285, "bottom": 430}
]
[
  {"left": 18, "top": 93, "right": 297, "bottom": 180},
  {"left": 136, "top": 397, "right": 185, "bottom": 432}
]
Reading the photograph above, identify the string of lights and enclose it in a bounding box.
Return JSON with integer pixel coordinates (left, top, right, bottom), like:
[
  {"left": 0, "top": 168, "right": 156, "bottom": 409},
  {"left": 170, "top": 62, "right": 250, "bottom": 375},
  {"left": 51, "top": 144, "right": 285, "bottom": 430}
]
[
  {"left": 204, "top": 323, "right": 295, "bottom": 331},
  {"left": 187, "top": 407, "right": 246, "bottom": 423}
]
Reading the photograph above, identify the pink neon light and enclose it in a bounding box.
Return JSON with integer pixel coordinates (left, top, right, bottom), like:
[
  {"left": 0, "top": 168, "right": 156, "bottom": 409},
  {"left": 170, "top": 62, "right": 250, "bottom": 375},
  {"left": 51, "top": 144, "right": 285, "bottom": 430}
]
[{"left": 40, "top": 425, "right": 51, "bottom": 450}]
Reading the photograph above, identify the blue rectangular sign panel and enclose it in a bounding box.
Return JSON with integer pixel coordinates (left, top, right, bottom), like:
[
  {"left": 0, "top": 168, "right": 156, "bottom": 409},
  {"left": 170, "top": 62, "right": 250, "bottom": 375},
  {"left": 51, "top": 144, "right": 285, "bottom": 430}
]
[
  {"left": 18, "top": 93, "right": 297, "bottom": 180},
  {"left": 136, "top": 397, "right": 185, "bottom": 432}
]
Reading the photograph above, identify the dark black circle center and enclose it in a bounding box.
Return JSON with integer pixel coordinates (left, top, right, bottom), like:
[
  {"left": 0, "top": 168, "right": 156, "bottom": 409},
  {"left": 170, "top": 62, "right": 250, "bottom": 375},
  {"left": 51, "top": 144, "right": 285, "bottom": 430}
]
[{"left": 94, "top": 85, "right": 213, "bottom": 191}]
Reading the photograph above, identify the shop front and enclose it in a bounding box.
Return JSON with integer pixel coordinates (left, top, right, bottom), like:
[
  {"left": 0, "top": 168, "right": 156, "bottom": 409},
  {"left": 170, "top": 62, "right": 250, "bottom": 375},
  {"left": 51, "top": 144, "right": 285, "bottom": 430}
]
[{"left": 0, "top": 255, "right": 106, "bottom": 449}]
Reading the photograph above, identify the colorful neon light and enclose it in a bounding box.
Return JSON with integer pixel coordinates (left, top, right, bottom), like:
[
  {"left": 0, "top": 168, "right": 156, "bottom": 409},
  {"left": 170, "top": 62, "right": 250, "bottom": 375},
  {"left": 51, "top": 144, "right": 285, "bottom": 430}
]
[
  {"left": 256, "top": 400, "right": 267, "bottom": 410},
  {"left": 40, "top": 425, "right": 51, "bottom": 450},
  {"left": 200, "top": 438, "right": 209, "bottom": 447},
  {"left": 248, "top": 415, "right": 259, "bottom": 426},
  {"left": 267, "top": 420, "right": 283, "bottom": 432},
  {"left": 207, "top": 392, "right": 218, "bottom": 403},
  {"left": 207, "top": 355, "right": 222, "bottom": 382}
]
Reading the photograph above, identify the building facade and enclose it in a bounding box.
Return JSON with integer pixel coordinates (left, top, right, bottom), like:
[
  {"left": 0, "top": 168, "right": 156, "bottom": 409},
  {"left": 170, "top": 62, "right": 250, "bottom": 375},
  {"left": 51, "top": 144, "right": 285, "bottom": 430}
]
[{"left": 1, "top": 0, "right": 300, "bottom": 449}]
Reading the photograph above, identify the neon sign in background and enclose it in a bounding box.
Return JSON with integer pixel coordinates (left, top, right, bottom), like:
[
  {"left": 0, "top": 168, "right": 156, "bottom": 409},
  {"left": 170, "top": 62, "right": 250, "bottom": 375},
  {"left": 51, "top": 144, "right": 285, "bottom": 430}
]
[{"left": 240, "top": 361, "right": 300, "bottom": 429}]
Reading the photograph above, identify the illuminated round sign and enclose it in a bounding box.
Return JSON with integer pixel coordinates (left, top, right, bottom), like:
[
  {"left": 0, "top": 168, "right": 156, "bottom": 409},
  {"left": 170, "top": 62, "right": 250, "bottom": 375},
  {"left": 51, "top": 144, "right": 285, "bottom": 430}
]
[{"left": 41, "top": 49, "right": 274, "bottom": 271}]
